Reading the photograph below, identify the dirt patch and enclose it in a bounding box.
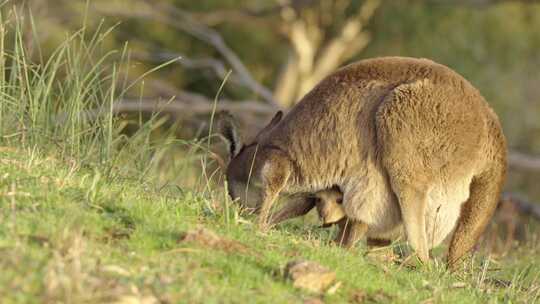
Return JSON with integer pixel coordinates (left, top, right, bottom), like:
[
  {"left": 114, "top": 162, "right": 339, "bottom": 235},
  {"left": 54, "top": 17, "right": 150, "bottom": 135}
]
[{"left": 178, "top": 227, "right": 250, "bottom": 254}]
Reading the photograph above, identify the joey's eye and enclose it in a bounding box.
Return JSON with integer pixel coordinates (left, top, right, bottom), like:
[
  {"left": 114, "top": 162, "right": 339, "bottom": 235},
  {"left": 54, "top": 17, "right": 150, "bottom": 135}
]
[{"left": 337, "top": 198, "right": 343, "bottom": 204}]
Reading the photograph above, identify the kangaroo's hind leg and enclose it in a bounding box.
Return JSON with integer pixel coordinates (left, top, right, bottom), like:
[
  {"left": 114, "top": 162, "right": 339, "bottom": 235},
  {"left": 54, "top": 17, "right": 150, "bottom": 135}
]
[
  {"left": 374, "top": 80, "right": 458, "bottom": 264},
  {"left": 447, "top": 162, "right": 506, "bottom": 270},
  {"left": 389, "top": 182, "right": 430, "bottom": 263}
]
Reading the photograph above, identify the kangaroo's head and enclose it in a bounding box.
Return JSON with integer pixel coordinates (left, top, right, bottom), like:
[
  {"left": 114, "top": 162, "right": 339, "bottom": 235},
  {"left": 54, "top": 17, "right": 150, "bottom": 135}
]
[{"left": 216, "top": 110, "right": 284, "bottom": 211}]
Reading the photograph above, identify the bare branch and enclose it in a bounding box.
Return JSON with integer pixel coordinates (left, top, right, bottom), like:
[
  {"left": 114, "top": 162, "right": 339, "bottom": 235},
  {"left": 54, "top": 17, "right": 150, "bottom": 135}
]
[
  {"left": 63, "top": 91, "right": 278, "bottom": 139},
  {"left": 274, "top": 52, "right": 300, "bottom": 107},
  {"left": 143, "top": 51, "right": 228, "bottom": 76},
  {"left": 289, "top": 20, "right": 316, "bottom": 76},
  {"left": 305, "top": 0, "right": 380, "bottom": 94},
  {"left": 275, "top": 0, "right": 380, "bottom": 106},
  {"left": 508, "top": 150, "right": 540, "bottom": 172},
  {"left": 94, "top": 1, "right": 280, "bottom": 107},
  {"left": 145, "top": 1, "right": 278, "bottom": 107},
  {"left": 190, "top": 0, "right": 320, "bottom": 25},
  {"left": 132, "top": 51, "right": 245, "bottom": 88},
  {"left": 110, "top": 97, "right": 277, "bottom": 117}
]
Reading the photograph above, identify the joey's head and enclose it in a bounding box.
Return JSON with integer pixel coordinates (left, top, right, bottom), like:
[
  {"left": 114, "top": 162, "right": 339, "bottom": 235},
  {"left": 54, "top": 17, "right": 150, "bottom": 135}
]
[
  {"left": 216, "top": 110, "right": 284, "bottom": 211},
  {"left": 315, "top": 186, "right": 346, "bottom": 227}
]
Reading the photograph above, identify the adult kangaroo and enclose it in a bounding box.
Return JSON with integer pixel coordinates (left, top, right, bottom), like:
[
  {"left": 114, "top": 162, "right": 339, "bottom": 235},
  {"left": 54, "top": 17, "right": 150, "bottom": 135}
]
[{"left": 217, "top": 56, "right": 507, "bottom": 268}]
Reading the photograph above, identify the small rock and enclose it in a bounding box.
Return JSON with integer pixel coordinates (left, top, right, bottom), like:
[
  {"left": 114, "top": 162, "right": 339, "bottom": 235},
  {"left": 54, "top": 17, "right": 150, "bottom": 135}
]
[
  {"left": 285, "top": 260, "right": 336, "bottom": 293},
  {"left": 178, "top": 227, "right": 249, "bottom": 254}
]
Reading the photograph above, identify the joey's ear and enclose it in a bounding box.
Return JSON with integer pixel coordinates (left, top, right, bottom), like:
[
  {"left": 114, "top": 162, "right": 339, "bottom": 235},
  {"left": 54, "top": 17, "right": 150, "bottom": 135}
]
[{"left": 216, "top": 111, "right": 243, "bottom": 159}]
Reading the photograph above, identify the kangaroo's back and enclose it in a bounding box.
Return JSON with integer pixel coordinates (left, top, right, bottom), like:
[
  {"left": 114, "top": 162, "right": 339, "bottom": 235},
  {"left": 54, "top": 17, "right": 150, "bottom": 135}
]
[{"left": 263, "top": 57, "right": 493, "bottom": 191}]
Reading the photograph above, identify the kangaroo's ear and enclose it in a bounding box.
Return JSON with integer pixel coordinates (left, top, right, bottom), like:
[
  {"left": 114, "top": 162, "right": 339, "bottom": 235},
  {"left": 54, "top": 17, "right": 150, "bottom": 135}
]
[
  {"left": 267, "top": 110, "right": 283, "bottom": 129},
  {"left": 216, "top": 111, "right": 243, "bottom": 159},
  {"left": 254, "top": 110, "right": 283, "bottom": 141}
]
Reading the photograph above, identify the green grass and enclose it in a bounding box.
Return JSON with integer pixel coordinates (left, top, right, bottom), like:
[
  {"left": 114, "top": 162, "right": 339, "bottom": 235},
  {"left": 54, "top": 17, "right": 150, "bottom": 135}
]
[
  {"left": 1, "top": 147, "right": 539, "bottom": 303},
  {"left": 0, "top": 7, "right": 539, "bottom": 303}
]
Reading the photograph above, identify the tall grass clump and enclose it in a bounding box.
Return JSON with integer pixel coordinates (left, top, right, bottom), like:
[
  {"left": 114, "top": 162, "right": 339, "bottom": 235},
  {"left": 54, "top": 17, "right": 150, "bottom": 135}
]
[
  {"left": 1, "top": 10, "right": 111, "bottom": 156},
  {"left": 0, "top": 8, "right": 187, "bottom": 179}
]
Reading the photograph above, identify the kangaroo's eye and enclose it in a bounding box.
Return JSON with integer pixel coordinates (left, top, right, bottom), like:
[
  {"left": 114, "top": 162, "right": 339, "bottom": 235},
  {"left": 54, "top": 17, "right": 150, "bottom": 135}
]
[{"left": 337, "top": 198, "right": 343, "bottom": 205}]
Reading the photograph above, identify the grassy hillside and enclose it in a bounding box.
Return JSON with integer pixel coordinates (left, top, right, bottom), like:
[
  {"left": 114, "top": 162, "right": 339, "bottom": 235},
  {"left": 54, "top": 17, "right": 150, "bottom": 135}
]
[
  {"left": 0, "top": 14, "right": 539, "bottom": 304},
  {"left": 1, "top": 147, "right": 539, "bottom": 303}
]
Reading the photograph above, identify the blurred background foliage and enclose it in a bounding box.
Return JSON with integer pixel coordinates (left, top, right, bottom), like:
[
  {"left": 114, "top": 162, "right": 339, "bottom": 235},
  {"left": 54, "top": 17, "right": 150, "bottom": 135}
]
[{"left": 6, "top": 0, "right": 540, "bottom": 199}]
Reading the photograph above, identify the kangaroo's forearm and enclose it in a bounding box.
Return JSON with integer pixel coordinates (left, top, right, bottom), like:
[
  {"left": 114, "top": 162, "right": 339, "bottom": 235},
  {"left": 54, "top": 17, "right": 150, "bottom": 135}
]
[{"left": 269, "top": 197, "right": 316, "bottom": 226}]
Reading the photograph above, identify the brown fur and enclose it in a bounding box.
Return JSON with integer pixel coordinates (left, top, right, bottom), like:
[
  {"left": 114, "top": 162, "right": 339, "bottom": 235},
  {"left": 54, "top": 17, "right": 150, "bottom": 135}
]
[{"left": 218, "top": 57, "right": 507, "bottom": 269}]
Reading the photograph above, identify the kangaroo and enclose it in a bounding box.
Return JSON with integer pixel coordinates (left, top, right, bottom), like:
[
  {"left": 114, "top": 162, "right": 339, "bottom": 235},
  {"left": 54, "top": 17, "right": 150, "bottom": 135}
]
[{"left": 217, "top": 56, "right": 507, "bottom": 269}]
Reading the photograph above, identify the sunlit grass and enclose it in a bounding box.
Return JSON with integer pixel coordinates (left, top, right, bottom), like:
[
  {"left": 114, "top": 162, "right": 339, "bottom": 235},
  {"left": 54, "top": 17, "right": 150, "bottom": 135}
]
[
  {"left": 2, "top": 146, "right": 540, "bottom": 303},
  {"left": 0, "top": 6, "right": 539, "bottom": 304}
]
